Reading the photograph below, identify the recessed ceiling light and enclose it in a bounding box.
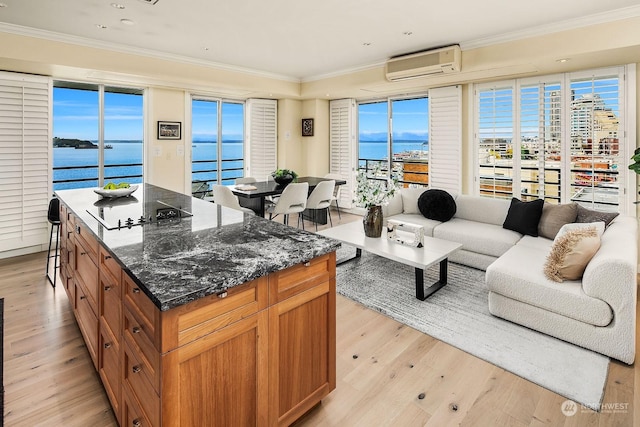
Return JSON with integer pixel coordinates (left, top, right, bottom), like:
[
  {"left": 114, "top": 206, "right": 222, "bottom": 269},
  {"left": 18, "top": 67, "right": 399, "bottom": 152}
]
[
  {"left": 557, "top": 58, "right": 570, "bottom": 63},
  {"left": 120, "top": 18, "right": 135, "bottom": 25},
  {"left": 96, "top": 24, "right": 108, "bottom": 29},
  {"left": 362, "top": 42, "right": 371, "bottom": 46},
  {"left": 111, "top": 3, "right": 125, "bottom": 9},
  {"left": 403, "top": 31, "right": 413, "bottom": 36},
  {"left": 203, "top": 47, "right": 210, "bottom": 51}
]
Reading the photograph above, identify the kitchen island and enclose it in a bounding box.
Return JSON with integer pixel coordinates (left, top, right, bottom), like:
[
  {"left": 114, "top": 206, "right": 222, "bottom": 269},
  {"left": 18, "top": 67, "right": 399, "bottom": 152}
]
[{"left": 55, "top": 183, "right": 340, "bottom": 426}]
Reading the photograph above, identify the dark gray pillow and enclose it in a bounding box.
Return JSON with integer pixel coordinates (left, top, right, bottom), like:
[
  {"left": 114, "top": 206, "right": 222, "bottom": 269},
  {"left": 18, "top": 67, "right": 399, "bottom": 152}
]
[
  {"left": 538, "top": 202, "right": 578, "bottom": 240},
  {"left": 502, "top": 198, "right": 544, "bottom": 237},
  {"left": 575, "top": 205, "right": 619, "bottom": 228}
]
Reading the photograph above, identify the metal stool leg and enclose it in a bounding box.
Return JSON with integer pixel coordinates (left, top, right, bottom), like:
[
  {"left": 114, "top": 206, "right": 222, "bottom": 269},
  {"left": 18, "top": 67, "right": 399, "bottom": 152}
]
[{"left": 46, "top": 223, "right": 60, "bottom": 288}]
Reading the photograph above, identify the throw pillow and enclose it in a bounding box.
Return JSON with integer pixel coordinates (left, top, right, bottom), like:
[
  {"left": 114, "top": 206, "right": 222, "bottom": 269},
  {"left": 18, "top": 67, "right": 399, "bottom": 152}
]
[
  {"left": 502, "top": 198, "right": 544, "bottom": 237},
  {"left": 537, "top": 202, "right": 578, "bottom": 240},
  {"left": 575, "top": 204, "right": 619, "bottom": 227},
  {"left": 400, "top": 187, "right": 427, "bottom": 214},
  {"left": 544, "top": 226, "right": 601, "bottom": 282},
  {"left": 554, "top": 221, "right": 605, "bottom": 243},
  {"left": 417, "top": 189, "right": 457, "bottom": 222}
]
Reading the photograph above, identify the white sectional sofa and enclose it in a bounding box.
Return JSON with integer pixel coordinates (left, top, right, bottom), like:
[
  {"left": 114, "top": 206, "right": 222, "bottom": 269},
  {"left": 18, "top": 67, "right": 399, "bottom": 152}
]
[{"left": 382, "top": 187, "right": 638, "bottom": 363}]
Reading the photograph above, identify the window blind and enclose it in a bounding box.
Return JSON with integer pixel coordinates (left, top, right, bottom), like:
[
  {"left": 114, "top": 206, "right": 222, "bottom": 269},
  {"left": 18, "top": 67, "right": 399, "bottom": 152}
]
[
  {"left": 428, "top": 85, "right": 462, "bottom": 194},
  {"left": 245, "top": 98, "right": 277, "bottom": 181},
  {"left": 0, "top": 72, "right": 51, "bottom": 253},
  {"left": 329, "top": 99, "right": 355, "bottom": 209}
]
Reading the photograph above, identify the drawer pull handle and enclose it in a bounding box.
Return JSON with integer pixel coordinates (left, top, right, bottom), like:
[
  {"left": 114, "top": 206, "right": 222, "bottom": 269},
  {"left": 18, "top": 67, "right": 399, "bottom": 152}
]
[
  {"left": 132, "top": 287, "right": 140, "bottom": 294},
  {"left": 132, "top": 419, "right": 141, "bottom": 427},
  {"left": 104, "top": 255, "right": 112, "bottom": 260},
  {"left": 104, "top": 342, "right": 111, "bottom": 349},
  {"left": 80, "top": 252, "right": 86, "bottom": 256},
  {"left": 104, "top": 286, "right": 111, "bottom": 291},
  {"left": 217, "top": 291, "right": 228, "bottom": 299},
  {"left": 132, "top": 365, "right": 141, "bottom": 374},
  {"left": 80, "top": 295, "right": 87, "bottom": 300},
  {"left": 132, "top": 326, "right": 141, "bottom": 334},
  {"left": 67, "top": 231, "right": 72, "bottom": 237}
]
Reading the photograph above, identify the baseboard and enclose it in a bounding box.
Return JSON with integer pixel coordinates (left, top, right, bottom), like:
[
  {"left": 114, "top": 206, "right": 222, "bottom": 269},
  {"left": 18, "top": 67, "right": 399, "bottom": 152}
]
[{"left": 0, "top": 244, "right": 47, "bottom": 260}]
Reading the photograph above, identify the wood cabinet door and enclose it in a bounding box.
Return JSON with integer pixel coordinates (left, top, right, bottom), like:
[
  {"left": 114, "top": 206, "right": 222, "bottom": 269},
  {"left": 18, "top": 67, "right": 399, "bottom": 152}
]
[
  {"left": 268, "top": 279, "right": 336, "bottom": 426},
  {"left": 161, "top": 311, "right": 269, "bottom": 427}
]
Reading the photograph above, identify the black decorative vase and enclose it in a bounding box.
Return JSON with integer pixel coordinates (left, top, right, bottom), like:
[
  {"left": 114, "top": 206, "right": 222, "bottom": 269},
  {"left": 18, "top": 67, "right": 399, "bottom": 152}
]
[
  {"left": 274, "top": 176, "right": 294, "bottom": 187},
  {"left": 363, "top": 205, "right": 383, "bottom": 237}
]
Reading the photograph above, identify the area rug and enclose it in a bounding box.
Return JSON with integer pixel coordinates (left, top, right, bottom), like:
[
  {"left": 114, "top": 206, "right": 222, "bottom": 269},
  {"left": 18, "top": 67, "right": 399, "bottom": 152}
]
[{"left": 335, "top": 246, "right": 609, "bottom": 410}]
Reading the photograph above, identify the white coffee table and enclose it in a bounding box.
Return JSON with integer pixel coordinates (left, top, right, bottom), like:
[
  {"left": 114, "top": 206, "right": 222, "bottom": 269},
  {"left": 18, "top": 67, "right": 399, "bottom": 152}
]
[{"left": 319, "top": 220, "right": 462, "bottom": 300}]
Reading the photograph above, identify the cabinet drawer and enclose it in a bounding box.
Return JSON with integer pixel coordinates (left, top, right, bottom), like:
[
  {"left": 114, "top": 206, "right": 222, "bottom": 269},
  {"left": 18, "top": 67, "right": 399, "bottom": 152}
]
[
  {"left": 100, "top": 271, "right": 121, "bottom": 339},
  {"left": 75, "top": 281, "right": 98, "bottom": 368},
  {"left": 269, "top": 253, "right": 335, "bottom": 303},
  {"left": 100, "top": 246, "right": 121, "bottom": 285},
  {"left": 122, "top": 383, "right": 154, "bottom": 427},
  {"left": 123, "top": 274, "right": 158, "bottom": 347},
  {"left": 164, "top": 276, "right": 268, "bottom": 350},
  {"left": 123, "top": 341, "right": 160, "bottom": 427},
  {"left": 124, "top": 307, "right": 160, "bottom": 393},
  {"left": 75, "top": 241, "right": 99, "bottom": 315},
  {"left": 99, "top": 325, "right": 121, "bottom": 421},
  {"left": 74, "top": 221, "right": 98, "bottom": 264}
]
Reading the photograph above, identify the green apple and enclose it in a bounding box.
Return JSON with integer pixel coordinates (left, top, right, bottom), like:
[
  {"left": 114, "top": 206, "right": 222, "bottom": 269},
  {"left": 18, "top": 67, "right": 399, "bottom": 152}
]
[{"left": 117, "top": 182, "right": 130, "bottom": 189}]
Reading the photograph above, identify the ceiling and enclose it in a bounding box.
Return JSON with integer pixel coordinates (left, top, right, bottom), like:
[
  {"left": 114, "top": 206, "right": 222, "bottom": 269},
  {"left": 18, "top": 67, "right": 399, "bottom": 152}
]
[{"left": 0, "top": 0, "right": 639, "bottom": 81}]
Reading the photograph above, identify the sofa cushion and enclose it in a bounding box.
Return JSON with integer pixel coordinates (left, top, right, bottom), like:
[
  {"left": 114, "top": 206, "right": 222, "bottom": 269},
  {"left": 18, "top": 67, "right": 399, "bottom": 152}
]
[
  {"left": 383, "top": 191, "right": 404, "bottom": 217},
  {"left": 486, "top": 244, "right": 613, "bottom": 327},
  {"left": 538, "top": 202, "right": 578, "bottom": 239},
  {"left": 454, "top": 195, "right": 510, "bottom": 226},
  {"left": 502, "top": 198, "right": 544, "bottom": 237},
  {"left": 400, "top": 187, "right": 427, "bottom": 214},
  {"left": 544, "top": 226, "right": 600, "bottom": 282},
  {"left": 554, "top": 221, "right": 605, "bottom": 242},
  {"left": 417, "top": 189, "right": 456, "bottom": 222},
  {"left": 576, "top": 204, "right": 619, "bottom": 227},
  {"left": 433, "top": 218, "right": 522, "bottom": 258}
]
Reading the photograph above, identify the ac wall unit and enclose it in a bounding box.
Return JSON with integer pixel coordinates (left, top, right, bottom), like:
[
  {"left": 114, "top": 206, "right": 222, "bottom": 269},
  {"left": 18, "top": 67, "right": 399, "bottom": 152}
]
[{"left": 385, "top": 45, "right": 461, "bottom": 81}]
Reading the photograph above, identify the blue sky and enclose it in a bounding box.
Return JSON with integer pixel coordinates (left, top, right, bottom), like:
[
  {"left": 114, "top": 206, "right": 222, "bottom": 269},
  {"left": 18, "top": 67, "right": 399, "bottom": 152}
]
[
  {"left": 53, "top": 87, "right": 144, "bottom": 140},
  {"left": 358, "top": 97, "right": 429, "bottom": 142}
]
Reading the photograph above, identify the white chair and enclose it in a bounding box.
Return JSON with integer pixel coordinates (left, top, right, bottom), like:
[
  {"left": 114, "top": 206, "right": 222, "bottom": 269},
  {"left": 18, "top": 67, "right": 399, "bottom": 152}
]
[
  {"left": 211, "top": 185, "right": 255, "bottom": 215},
  {"left": 324, "top": 173, "right": 342, "bottom": 219},
  {"left": 306, "top": 180, "right": 335, "bottom": 231},
  {"left": 266, "top": 182, "right": 309, "bottom": 229},
  {"left": 235, "top": 177, "right": 257, "bottom": 184}
]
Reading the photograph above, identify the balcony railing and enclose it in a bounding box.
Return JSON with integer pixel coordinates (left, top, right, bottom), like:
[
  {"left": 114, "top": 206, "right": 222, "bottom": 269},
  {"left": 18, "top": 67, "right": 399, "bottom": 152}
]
[
  {"left": 191, "top": 158, "right": 245, "bottom": 197},
  {"left": 358, "top": 157, "right": 429, "bottom": 187},
  {"left": 53, "top": 162, "right": 143, "bottom": 191}
]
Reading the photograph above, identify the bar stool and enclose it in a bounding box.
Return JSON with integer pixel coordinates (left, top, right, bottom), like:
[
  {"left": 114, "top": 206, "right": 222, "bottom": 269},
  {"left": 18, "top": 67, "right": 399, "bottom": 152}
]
[{"left": 46, "top": 197, "right": 61, "bottom": 288}]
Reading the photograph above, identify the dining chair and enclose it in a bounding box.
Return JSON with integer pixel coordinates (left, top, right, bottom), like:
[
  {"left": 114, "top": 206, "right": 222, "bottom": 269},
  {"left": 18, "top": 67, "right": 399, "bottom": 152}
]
[
  {"left": 211, "top": 185, "right": 255, "bottom": 215},
  {"left": 324, "top": 173, "right": 343, "bottom": 219},
  {"left": 306, "top": 180, "right": 335, "bottom": 231},
  {"left": 235, "top": 177, "right": 257, "bottom": 184},
  {"left": 266, "top": 182, "right": 309, "bottom": 229}
]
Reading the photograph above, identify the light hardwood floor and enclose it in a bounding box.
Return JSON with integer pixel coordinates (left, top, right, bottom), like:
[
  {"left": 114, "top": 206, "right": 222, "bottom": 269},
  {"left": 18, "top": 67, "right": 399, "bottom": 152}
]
[{"left": 2, "top": 208, "right": 638, "bottom": 426}]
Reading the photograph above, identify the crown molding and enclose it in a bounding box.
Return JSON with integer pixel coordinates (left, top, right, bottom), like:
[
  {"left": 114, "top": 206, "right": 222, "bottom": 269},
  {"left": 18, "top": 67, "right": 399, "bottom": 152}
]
[
  {"left": 0, "top": 22, "right": 300, "bottom": 83},
  {"left": 460, "top": 5, "right": 640, "bottom": 50}
]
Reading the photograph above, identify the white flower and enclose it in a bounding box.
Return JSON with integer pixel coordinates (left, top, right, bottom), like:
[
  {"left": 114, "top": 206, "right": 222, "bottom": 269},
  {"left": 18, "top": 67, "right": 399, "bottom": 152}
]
[{"left": 353, "top": 165, "right": 399, "bottom": 208}]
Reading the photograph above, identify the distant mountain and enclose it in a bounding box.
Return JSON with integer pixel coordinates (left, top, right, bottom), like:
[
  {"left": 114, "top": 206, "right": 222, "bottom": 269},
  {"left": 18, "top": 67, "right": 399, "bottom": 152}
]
[
  {"left": 359, "top": 131, "right": 428, "bottom": 142},
  {"left": 53, "top": 137, "right": 96, "bottom": 148}
]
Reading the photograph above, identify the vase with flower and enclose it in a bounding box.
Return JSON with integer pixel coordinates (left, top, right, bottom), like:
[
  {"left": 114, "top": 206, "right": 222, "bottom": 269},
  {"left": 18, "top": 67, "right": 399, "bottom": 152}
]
[{"left": 354, "top": 166, "right": 399, "bottom": 237}]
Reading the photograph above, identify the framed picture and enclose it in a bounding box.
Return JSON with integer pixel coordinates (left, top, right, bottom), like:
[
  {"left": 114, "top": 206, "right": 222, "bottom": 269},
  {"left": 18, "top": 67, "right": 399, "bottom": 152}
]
[
  {"left": 302, "top": 118, "right": 314, "bottom": 137},
  {"left": 157, "top": 121, "right": 181, "bottom": 140}
]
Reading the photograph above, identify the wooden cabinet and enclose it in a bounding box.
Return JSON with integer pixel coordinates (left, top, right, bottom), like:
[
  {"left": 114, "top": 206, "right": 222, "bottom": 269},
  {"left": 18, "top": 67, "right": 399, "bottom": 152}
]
[{"left": 59, "top": 202, "right": 336, "bottom": 426}]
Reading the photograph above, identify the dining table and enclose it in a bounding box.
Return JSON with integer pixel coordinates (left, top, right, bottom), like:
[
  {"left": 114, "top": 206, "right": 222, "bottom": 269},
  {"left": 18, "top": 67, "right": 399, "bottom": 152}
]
[{"left": 231, "top": 176, "right": 347, "bottom": 220}]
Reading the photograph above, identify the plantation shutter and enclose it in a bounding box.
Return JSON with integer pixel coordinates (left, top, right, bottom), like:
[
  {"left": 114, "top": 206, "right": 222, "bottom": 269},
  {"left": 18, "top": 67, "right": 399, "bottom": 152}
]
[
  {"left": 329, "top": 99, "right": 355, "bottom": 209},
  {"left": 0, "top": 72, "right": 51, "bottom": 253},
  {"left": 428, "top": 85, "right": 462, "bottom": 194},
  {"left": 245, "top": 98, "right": 277, "bottom": 181}
]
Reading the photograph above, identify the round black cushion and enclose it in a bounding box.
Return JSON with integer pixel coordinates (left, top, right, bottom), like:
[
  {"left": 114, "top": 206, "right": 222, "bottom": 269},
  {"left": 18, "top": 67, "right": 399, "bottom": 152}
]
[{"left": 417, "top": 189, "right": 456, "bottom": 222}]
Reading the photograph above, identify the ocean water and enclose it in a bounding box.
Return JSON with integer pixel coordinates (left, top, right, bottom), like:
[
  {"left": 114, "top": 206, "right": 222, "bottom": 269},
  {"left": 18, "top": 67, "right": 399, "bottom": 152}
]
[{"left": 53, "top": 140, "right": 427, "bottom": 190}]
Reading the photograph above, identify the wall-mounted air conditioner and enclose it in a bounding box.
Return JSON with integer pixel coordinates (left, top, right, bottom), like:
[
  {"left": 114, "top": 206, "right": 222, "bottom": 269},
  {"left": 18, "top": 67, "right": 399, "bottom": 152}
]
[{"left": 385, "top": 45, "right": 461, "bottom": 81}]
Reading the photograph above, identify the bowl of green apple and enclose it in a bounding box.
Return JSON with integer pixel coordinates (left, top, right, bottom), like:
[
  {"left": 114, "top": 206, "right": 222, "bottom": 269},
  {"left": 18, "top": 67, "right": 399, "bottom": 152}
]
[{"left": 94, "top": 182, "right": 139, "bottom": 198}]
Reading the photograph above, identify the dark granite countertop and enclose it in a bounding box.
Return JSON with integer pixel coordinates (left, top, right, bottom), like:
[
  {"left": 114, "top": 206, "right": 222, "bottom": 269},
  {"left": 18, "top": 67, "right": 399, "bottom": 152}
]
[{"left": 55, "top": 184, "right": 341, "bottom": 311}]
